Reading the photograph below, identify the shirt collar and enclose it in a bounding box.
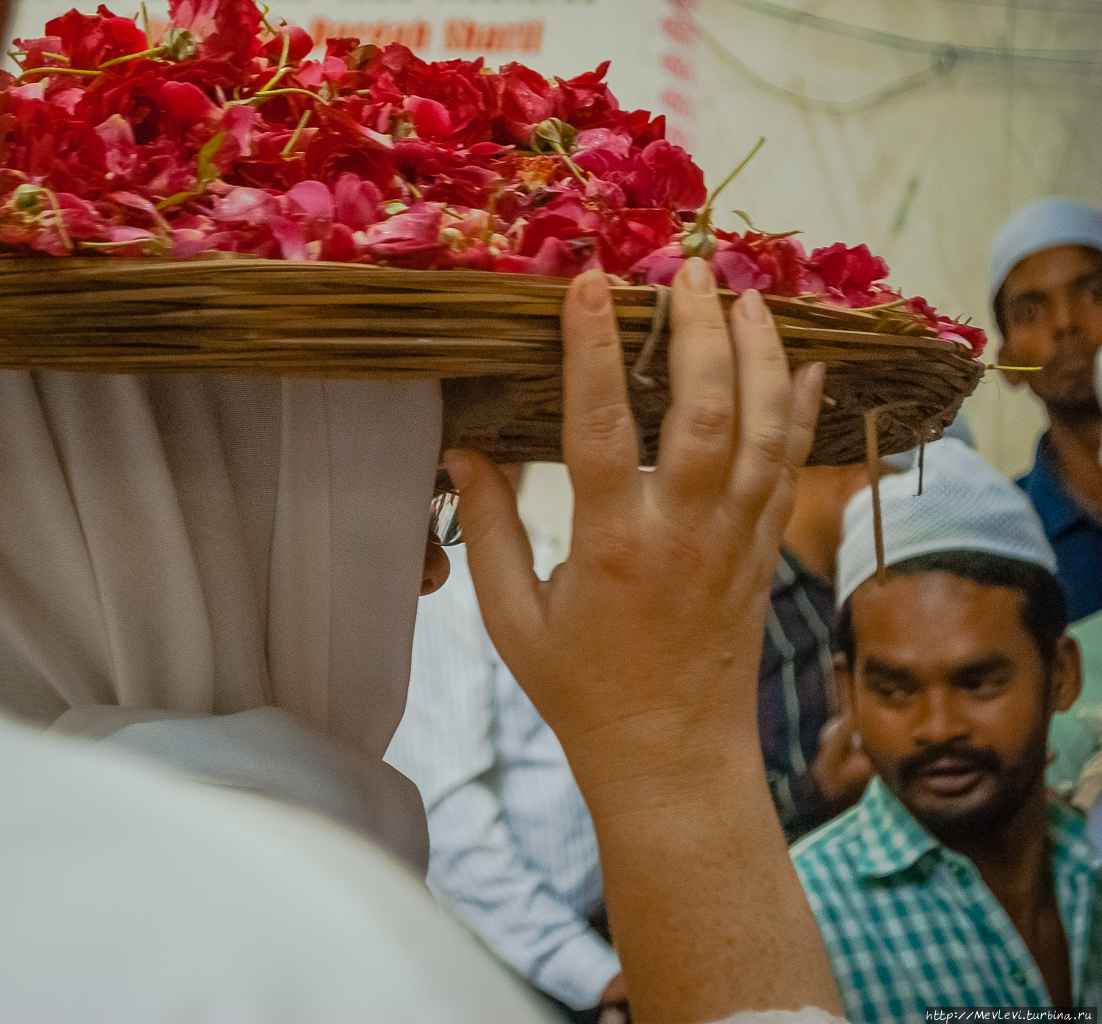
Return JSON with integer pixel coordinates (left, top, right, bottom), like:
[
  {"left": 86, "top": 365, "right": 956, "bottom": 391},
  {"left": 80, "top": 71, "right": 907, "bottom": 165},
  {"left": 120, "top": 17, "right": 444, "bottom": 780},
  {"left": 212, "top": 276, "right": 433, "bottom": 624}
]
[
  {"left": 1019, "top": 433, "right": 1090, "bottom": 540},
  {"left": 850, "top": 778, "right": 939, "bottom": 879},
  {"left": 850, "top": 776, "right": 1101, "bottom": 880}
]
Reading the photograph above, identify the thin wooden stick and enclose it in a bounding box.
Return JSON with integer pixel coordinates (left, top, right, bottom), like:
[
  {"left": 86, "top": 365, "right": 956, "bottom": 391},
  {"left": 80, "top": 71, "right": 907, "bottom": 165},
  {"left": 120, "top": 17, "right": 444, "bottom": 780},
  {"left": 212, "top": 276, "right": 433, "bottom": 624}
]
[
  {"left": 864, "top": 407, "right": 886, "bottom": 585},
  {"left": 631, "top": 283, "right": 671, "bottom": 388}
]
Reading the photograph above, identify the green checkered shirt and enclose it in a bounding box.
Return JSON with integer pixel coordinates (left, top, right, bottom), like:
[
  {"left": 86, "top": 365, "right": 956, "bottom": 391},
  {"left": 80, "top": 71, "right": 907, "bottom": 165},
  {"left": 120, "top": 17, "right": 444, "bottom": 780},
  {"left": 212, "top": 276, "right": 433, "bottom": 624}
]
[{"left": 791, "top": 777, "right": 1102, "bottom": 1023}]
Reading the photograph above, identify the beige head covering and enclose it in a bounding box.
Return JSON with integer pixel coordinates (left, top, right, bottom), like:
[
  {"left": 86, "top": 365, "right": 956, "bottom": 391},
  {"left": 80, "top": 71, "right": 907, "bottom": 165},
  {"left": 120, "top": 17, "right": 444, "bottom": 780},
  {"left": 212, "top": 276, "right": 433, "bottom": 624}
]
[{"left": 0, "top": 370, "right": 441, "bottom": 866}]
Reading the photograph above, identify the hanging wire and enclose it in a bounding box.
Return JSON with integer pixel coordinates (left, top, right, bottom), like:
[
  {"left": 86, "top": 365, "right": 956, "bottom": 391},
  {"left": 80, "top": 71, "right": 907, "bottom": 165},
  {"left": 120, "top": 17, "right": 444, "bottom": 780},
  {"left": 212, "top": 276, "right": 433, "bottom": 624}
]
[
  {"left": 687, "top": 0, "right": 1102, "bottom": 115},
  {"left": 924, "top": 0, "right": 1102, "bottom": 11},
  {"left": 693, "top": 14, "right": 958, "bottom": 114},
  {"left": 725, "top": 0, "right": 1102, "bottom": 72}
]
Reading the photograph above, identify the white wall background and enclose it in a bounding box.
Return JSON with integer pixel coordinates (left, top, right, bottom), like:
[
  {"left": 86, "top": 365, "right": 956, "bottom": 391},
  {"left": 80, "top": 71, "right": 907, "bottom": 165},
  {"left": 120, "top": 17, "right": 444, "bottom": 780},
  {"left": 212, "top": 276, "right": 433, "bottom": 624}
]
[
  {"left": 688, "top": 0, "right": 1102, "bottom": 483},
  {"left": 11, "top": 0, "right": 1102, "bottom": 551}
]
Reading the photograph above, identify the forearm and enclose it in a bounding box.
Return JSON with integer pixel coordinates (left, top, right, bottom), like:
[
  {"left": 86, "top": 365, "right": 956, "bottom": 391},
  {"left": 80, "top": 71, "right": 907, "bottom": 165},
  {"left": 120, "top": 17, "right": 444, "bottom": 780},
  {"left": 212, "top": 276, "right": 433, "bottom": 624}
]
[
  {"left": 452, "top": 270, "right": 837, "bottom": 1023},
  {"left": 571, "top": 714, "right": 841, "bottom": 1023}
]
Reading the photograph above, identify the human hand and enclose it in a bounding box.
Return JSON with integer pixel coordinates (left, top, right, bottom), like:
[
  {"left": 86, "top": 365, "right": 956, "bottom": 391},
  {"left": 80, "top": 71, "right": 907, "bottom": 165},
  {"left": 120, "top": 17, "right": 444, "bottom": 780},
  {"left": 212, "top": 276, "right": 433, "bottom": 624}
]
[
  {"left": 811, "top": 655, "right": 873, "bottom": 812},
  {"left": 600, "top": 972, "right": 628, "bottom": 1007},
  {"left": 812, "top": 715, "right": 873, "bottom": 812},
  {"left": 598, "top": 972, "right": 631, "bottom": 1024},
  {"left": 445, "top": 258, "right": 840, "bottom": 1022},
  {"left": 445, "top": 259, "right": 824, "bottom": 798}
]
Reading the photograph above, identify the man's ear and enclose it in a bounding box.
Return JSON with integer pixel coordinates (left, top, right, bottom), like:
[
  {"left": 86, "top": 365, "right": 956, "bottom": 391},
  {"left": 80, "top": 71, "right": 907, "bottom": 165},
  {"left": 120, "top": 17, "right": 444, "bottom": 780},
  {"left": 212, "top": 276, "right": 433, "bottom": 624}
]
[
  {"left": 1050, "top": 634, "right": 1083, "bottom": 715},
  {"left": 832, "top": 651, "right": 856, "bottom": 718},
  {"left": 420, "top": 540, "right": 451, "bottom": 596}
]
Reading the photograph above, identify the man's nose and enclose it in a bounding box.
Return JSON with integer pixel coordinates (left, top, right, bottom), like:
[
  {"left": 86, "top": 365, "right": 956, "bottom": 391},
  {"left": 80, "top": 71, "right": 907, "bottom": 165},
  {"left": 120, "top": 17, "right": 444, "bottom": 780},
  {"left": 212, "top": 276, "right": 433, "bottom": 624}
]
[
  {"left": 911, "top": 685, "right": 969, "bottom": 745},
  {"left": 1052, "top": 292, "right": 1081, "bottom": 336}
]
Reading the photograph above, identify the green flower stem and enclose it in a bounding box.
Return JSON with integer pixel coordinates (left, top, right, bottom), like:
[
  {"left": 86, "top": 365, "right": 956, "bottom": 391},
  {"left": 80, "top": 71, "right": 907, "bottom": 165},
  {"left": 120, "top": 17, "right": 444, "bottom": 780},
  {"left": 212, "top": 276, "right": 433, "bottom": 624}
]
[
  {"left": 18, "top": 67, "right": 101, "bottom": 79},
  {"left": 256, "top": 64, "right": 292, "bottom": 93},
  {"left": 853, "top": 299, "right": 907, "bottom": 312},
  {"left": 237, "top": 87, "right": 328, "bottom": 106},
  {"left": 155, "top": 191, "right": 192, "bottom": 211},
  {"left": 699, "top": 136, "right": 765, "bottom": 224},
  {"left": 97, "top": 45, "right": 167, "bottom": 68},
  {"left": 551, "top": 142, "right": 587, "bottom": 186},
  {"left": 733, "top": 209, "right": 799, "bottom": 239},
  {"left": 280, "top": 108, "right": 312, "bottom": 158},
  {"left": 257, "top": 1, "right": 280, "bottom": 39},
  {"left": 80, "top": 239, "right": 154, "bottom": 249},
  {"left": 681, "top": 135, "right": 765, "bottom": 259}
]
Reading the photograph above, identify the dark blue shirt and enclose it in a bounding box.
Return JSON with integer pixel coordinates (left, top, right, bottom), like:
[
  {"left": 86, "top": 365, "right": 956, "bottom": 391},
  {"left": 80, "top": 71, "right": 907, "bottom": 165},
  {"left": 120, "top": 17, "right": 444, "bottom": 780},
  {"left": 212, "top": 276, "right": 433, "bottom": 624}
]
[{"left": 1017, "top": 433, "right": 1102, "bottom": 624}]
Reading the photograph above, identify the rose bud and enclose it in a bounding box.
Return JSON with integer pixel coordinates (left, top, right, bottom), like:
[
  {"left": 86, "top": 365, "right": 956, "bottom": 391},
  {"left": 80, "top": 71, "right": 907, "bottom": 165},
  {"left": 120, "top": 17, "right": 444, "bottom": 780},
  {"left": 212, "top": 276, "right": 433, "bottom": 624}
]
[{"left": 264, "top": 26, "right": 313, "bottom": 65}]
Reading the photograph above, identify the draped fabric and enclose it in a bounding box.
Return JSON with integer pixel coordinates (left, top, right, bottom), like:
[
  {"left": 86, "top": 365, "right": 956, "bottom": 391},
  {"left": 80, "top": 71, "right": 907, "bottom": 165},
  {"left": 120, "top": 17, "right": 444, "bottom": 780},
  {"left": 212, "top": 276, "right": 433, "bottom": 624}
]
[
  {"left": 0, "top": 370, "right": 442, "bottom": 863},
  {"left": 0, "top": 713, "right": 552, "bottom": 1024}
]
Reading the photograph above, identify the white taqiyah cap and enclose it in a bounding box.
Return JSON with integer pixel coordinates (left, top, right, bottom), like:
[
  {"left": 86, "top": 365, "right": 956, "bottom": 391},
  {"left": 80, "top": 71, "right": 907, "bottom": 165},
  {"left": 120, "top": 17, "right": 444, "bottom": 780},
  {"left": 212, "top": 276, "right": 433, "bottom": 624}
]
[
  {"left": 836, "top": 438, "right": 1057, "bottom": 607},
  {"left": 989, "top": 198, "right": 1102, "bottom": 309}
]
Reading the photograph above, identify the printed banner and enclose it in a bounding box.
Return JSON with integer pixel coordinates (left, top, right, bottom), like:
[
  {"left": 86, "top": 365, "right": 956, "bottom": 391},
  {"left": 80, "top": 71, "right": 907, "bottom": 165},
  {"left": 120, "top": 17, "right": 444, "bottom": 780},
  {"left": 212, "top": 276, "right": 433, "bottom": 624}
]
[{"left": 8, "top": 0, "right": 693, "bottom": 144}]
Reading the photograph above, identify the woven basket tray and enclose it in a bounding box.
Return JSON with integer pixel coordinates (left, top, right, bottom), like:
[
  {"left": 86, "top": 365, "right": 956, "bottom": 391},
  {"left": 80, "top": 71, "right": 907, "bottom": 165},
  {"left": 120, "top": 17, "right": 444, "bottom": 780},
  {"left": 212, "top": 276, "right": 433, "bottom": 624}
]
[{"left": 0, "top": 257, "right": 983, "bottom": 466}]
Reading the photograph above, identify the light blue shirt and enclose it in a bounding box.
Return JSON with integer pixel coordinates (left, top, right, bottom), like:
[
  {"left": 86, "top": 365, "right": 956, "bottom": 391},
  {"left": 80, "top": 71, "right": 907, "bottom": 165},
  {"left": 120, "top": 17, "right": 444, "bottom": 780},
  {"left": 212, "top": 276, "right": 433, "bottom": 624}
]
[
  {"left": 793, "top": 777, "right": 1102, "bottom": 1024},
  {"left": 386, "top": 541, "right": 620, "bottom": 1010}
]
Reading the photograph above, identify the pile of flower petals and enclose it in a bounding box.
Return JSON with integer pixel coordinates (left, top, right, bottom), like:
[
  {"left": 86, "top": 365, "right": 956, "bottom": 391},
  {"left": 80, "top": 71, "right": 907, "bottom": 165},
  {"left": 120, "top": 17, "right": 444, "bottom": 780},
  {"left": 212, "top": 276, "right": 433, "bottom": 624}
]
[{"left": 0, "top": 0, "right": 985, "bottom": 356}]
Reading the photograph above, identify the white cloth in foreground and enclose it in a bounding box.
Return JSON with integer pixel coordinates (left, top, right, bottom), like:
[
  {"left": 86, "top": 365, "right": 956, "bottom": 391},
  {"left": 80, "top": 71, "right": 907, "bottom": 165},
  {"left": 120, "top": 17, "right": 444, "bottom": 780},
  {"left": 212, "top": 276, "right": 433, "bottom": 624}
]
[
  {"left": 386, "top": 540, "right": 621, "bottom": 1010},
  {"left": 989, "top": 197, "right": 1102, "bottom": 302},
  {"left": 0, "top": 711, "right": 548, "bottom": 1024},
  {"left": 835, "top": 438, "right": 1057, "bottom": 606},
  {"left": 0, "top": 371, "right": 440, "bottom": 865},
  {"left": 713, "top": 1013, "right": 848, "bottom": 1024}
]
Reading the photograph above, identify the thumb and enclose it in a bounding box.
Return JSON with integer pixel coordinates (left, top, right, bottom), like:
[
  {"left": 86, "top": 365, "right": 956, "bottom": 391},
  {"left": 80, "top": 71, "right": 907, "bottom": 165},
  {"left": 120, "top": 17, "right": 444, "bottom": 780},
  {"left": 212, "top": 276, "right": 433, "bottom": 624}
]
[{"left": 443, "top": 450, "right": 542, "bottom": 657}]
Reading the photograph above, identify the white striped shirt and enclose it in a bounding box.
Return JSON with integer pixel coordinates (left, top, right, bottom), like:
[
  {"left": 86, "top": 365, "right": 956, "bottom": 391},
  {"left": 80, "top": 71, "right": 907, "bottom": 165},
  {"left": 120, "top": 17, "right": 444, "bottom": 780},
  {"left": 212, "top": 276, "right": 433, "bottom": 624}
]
[{"left": 386, "top": 540, "right": 620, "bottom": 1011}]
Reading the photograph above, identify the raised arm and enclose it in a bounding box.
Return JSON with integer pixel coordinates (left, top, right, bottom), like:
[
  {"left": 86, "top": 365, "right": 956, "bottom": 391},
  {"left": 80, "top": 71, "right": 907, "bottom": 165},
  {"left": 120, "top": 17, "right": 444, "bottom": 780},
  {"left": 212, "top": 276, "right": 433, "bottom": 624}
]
[{"left": 445, "top": 258, "right": 842, "bottom": 1023}]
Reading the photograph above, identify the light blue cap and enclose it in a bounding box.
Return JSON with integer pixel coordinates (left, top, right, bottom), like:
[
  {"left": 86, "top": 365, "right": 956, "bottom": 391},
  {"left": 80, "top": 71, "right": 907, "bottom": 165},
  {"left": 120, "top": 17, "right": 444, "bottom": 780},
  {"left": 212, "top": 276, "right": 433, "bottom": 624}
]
[{"left": 989, "top": 198, "right": 1102, "bottom": 311}]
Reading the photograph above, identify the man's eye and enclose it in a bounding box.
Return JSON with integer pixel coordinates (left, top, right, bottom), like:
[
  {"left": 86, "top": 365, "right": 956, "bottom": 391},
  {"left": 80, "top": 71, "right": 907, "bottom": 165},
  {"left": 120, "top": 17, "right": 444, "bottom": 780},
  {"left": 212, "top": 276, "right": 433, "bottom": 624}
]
[
  {"left": 1010, "top": 300, "right": 1040, "bottom": 326},
  {"left": 868, "top": 680, "right": 910, "bottom": 703},
  {"left": 1084, "top": 278, "right": 1102, "bottom": 305},
  {"left": 958, "top": 671, "right": 1008, "bottom": 695}
]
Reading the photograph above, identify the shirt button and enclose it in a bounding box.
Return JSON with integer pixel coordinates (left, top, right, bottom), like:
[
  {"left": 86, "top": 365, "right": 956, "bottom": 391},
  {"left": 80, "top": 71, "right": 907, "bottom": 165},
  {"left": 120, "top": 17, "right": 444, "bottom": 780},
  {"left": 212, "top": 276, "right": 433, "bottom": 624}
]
[
  {"left": 949, "top": 862, "right": 971, "bottom": 885},
  {"left": 1010, "top": 963, "right": 1028, "bottom": 987}
]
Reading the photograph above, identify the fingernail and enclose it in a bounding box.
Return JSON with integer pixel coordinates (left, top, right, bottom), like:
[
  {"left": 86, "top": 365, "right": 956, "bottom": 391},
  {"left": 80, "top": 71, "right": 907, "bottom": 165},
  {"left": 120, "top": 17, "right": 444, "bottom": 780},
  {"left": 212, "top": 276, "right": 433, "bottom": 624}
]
[
  {"left": 683, "top": 256, "right": 716, "bottom": 295},
  {"left": 739, "top": 289, "right": 769, "bottom": 324},
  {"left": 443, "top": 450, "right": 471, "bottom": 491},
  {"left": 577, "top": 271, "right": 610, "bottom": 313}
]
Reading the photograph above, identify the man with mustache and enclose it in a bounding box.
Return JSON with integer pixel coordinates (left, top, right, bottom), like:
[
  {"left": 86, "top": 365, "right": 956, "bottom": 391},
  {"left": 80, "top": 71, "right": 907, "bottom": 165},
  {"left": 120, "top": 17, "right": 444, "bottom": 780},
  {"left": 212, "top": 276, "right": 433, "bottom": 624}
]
[{"left": 791, "top": 438, "right": 1100, "bottom": 1023}]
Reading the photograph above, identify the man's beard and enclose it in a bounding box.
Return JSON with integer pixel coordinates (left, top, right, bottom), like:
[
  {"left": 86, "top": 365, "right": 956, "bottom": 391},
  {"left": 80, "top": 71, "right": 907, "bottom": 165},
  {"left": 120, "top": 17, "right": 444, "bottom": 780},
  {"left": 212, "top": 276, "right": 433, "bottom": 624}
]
[
  {"left": 888, "top": 730, "right": 1048, "bottom": 843},
  {"left": 1047, "top": 392, "right": 1102, "bottom": 429}
]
